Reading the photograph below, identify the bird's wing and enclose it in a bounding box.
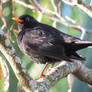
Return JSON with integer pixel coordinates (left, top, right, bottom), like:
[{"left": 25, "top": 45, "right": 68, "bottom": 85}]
[
  {"left": 22, "top": 27, "right": 67, "bottom": 60},
  {"left": 40, "top": 23, "right": 81, "bottom": 44},
  {"left": 40, "top": 23, "right": 92, "bottom": 50}
]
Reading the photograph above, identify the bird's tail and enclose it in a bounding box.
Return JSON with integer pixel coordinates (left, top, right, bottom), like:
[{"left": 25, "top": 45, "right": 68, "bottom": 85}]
[
  {"left": 73, "top": 41, "right": 92, "bottom": 51},
  {"left": 69, "top": 52, "right": 86, "bottom": 61}
]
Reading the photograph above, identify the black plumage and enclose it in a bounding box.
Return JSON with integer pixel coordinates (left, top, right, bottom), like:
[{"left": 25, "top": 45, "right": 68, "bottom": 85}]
[
  {"left": 13, "top": 14, "right": 92, "bottom": 64},
  {"left": 12, "top": 14, "right": 92, "bottom": 79}
]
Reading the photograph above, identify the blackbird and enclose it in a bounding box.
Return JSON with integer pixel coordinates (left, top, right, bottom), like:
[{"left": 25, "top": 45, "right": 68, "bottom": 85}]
[{"left": 12, "top": 14, "right": 92, "bottom": 79}]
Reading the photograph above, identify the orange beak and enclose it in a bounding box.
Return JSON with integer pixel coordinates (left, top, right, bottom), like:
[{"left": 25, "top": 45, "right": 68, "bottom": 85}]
[{"left": 12, "top": 17, "right": 23, "bottom": 23}]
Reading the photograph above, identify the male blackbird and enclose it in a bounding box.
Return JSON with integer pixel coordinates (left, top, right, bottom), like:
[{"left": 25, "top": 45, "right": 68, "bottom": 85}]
[{"left": 12, "top": 14, "right": 92, "bottom": 78}]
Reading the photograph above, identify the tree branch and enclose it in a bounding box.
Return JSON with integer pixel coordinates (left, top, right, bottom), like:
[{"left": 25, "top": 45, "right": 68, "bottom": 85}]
[
  {"left": 62, "top": 0, "right": 92, "bottom": 18},
  {"left": 44, "top": 61, "right": 92, "bottom": 88}
]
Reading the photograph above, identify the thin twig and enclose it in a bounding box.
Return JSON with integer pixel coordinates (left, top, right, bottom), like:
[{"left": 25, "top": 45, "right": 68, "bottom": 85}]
[
  {"left": 51, "top": 0, "right": 57, "bottom": 12},
  {"left": 12, "top": 0, "right": 15, "bottom": 14},
  {"left": 58, "top": 0, "right": 62, "bottom": 16},
  {"left": 0, "top": 1, "right": 7, "bottom": 29},
  {"left": 30, "top": 0, "right": 42, "bottom": 11},
  {"left": 63, "top": 0, "right": 92, "bottom": 18},
  {"left": 51, "top": 0, "right": 57, "bottom": 28},
  {"left": 62, "top": 0, "right": 75, "bottom": 6},
  {"left": 65, "top": 16, "right": 86, "bottom": 39},
  {"left": 15, "top": 0, "right": 35, "bottom": 11}
]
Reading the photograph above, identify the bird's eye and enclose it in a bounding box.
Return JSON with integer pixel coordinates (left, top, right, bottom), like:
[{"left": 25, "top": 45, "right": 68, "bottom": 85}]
[{"left": 25, "top": 17, "right": 30, "bottom": 22}]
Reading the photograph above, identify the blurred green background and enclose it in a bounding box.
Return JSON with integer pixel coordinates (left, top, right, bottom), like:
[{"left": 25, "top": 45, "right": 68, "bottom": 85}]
[{"left": 0, "top": 0, "right": 92, "bottom": 92}]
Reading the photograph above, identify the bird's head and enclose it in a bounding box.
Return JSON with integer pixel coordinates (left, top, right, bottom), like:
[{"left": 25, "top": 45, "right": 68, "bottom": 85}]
[{"left": 12, "top": 14, "right": 38, "bottom": 31}]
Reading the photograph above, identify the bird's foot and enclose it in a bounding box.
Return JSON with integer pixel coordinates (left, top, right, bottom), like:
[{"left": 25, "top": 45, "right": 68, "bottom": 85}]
[
  {"left": 35, "top": 64, "right": 48, "bottom": 80},
  {"left": 47, "top": 63, "right": 55, "bottom": 72},
  {"left": 35, "top": 63, "right": 55, "bottom": 80},
  {"left": 35, "top": 74, "right": 45, "bottom": 80}
]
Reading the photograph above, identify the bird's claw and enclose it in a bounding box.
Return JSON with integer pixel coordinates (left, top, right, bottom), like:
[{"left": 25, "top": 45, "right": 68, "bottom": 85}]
[{"left": 35, "top": 74, "right": 46, "bottom": 80}]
